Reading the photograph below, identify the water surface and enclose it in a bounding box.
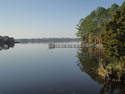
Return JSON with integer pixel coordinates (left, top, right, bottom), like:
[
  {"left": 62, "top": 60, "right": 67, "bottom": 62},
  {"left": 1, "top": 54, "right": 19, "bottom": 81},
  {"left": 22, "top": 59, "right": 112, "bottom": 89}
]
[{"left": 0, "top": 43, "right": 122, "bottom": 94}]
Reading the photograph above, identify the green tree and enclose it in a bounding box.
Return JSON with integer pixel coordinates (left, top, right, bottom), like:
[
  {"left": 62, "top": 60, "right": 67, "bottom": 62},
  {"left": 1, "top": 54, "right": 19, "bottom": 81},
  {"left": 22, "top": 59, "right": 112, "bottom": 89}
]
[
  {"left": 101, "top": 4, "right": 125, "bottom": 57},
  {"left": 77, "top": 3, "right": 120, "bottom": 43}
]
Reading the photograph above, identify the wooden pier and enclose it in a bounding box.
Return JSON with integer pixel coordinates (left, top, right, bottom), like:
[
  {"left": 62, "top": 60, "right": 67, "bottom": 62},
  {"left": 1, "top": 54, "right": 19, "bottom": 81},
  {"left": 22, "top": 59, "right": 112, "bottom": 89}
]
[{"left": 48, "top": 43, "right": 81, "bottom": 49}]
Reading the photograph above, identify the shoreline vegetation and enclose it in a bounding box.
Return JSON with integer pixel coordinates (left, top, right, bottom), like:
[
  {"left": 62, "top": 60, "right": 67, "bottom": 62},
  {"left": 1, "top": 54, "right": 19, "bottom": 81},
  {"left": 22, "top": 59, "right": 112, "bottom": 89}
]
[
  {"left": 77, "top": 47, "right": 125, "bottom": 94},
  {"left": 0, "top": 36, "right": 15, "bottom": 44},
  {"left": 77, "top": 1, "right": 125, "bottom": 51},
  {"left": 0, "top": 36, "right": 15, "bottom": 50},
  {"left": 77, "top": 1, "right": 125, "bottom": 82}
]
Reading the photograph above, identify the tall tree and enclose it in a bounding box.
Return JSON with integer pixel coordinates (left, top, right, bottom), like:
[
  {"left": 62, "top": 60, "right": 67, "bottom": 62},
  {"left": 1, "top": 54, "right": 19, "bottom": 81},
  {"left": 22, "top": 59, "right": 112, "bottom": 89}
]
[{"left": 101, "top": 4, "right": 125, "bottom": 57}]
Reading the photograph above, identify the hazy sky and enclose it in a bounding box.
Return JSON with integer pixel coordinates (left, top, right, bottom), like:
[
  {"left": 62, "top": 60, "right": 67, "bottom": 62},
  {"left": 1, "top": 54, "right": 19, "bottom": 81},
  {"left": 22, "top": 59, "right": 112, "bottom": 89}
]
[{"left": 0, "top": 0, "right": 124, "bottom": 38}]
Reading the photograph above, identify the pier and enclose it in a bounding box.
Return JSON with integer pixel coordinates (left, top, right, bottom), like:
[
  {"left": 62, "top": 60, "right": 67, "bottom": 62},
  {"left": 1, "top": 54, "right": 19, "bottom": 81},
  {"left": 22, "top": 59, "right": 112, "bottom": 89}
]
[{"left": 48, "top": 43, "right": 82, "bottom": 49}]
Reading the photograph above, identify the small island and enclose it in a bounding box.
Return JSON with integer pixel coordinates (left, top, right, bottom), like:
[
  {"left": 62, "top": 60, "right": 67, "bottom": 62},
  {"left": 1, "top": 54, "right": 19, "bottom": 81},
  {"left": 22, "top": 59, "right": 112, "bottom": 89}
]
[{"left": 0, "top": 36, "right": 15, "bottom": 50}]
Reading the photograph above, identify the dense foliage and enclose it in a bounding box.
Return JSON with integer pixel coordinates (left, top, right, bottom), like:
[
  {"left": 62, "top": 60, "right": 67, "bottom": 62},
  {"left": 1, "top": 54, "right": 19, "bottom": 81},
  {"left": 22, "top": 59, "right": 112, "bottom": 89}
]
[
  {"left": 77, "top": 1, "right": 125, "bottom": 87},
  {"left": 101, "top": 2, "right": 125, "bottom": 57},
  {"left": 0, "top": 36, "right": 15, "bottom": 45},
  {"left": 77, "top": 3, "right": 120, "bottom": 43},
  {"left": 0, "top": 36, "right": 15, "bottom": 50}
]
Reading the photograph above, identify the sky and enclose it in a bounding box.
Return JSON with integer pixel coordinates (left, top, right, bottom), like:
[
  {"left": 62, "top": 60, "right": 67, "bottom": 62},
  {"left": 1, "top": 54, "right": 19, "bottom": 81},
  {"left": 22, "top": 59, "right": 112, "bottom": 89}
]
[{"left": 0, "top": 0, "right": 124, "bottom": 38}]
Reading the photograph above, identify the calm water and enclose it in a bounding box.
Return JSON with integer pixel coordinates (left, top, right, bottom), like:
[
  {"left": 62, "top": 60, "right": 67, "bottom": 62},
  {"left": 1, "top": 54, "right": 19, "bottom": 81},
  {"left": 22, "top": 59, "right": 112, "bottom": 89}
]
[{"left": 0, "top": 43, "right": 124, "bottom": 94}]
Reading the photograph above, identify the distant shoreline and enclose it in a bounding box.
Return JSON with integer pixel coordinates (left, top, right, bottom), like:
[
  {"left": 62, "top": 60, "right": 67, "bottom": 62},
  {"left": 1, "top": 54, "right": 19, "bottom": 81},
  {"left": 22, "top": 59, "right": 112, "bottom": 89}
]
[{"left": 15, "top": 38, "right": 79, "bottom": 43}]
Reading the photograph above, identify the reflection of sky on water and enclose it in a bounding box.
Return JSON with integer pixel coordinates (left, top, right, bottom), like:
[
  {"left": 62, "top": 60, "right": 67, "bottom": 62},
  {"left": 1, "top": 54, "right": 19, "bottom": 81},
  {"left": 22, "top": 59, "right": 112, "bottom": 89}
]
[{"left": 0, "top": 43, "right": 100, "bottom": 94}]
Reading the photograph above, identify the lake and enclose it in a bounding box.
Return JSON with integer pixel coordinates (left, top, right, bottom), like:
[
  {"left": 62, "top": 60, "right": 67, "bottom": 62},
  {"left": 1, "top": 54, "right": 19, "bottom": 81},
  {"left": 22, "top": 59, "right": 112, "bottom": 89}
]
[{"left": 0, "top": 43, "right": 124, "bottom": 94}]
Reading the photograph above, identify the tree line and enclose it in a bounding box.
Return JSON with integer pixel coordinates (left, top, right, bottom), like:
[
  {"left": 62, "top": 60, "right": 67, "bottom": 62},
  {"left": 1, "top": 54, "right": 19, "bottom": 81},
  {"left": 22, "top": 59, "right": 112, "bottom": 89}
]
[
  {"left": 0, "top": 36, "right": 15, "bottom": 44},
  {"left": 77, "top": 1, "right": 125, "bottom": 56}
]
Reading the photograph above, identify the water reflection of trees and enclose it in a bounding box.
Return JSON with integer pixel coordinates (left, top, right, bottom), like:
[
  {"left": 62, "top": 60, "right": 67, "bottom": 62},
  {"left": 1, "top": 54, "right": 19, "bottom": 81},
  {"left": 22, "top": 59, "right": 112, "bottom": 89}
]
[
  {"left": 100, "top": 81, "right": 125, "bottom": 94},
  {"left": 77, "top": 48, "right": 104, "bottom": 83},
  {"left": 77, "top": 47, "right": 125, "bottom": 94}
]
